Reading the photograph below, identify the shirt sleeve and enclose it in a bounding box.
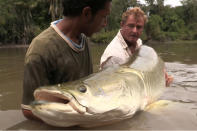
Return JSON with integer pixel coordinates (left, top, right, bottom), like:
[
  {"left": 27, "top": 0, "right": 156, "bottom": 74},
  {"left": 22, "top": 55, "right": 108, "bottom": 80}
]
[{"left": 22, "top": 54, "right": 50, "bottom": 105}]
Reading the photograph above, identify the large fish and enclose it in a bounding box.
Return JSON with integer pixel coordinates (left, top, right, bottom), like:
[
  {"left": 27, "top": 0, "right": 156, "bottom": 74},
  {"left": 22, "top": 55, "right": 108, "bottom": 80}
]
[{"left": 30, "top": 45, "right": 165, "bottom": 127}]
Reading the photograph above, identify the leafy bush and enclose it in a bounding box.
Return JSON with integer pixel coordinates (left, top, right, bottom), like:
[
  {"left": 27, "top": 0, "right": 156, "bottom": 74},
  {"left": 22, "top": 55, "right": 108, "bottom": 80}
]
[
  {"left": 145, "top": 15, "right": 166, "bottom": 41},
  {"left": 90, "top": 29, "right": 119, "bottom": 44},
  {"left": 164, "top": 32, "right": 179, "bottom": 41}
]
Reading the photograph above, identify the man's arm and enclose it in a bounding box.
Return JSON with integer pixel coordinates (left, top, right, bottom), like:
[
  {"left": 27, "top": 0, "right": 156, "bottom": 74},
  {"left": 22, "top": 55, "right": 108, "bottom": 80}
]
[
  {"left": 100, "top": 56, "right": 124, "bottom": 70},
  {"left": 22, "top": 54, "right": 50, "bottom": 119}
]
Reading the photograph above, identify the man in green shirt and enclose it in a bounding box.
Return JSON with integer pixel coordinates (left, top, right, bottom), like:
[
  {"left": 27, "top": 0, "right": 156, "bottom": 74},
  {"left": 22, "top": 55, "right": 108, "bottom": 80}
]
[{"left": 22, "top": 0, "right": 112, "bottom": 119}]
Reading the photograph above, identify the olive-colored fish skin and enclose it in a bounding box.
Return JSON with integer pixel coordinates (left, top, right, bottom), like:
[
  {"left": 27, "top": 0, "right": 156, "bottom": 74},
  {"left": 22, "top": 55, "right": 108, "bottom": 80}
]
[{"left": 30, "top": 45, "right": 165, "bottom": 127}]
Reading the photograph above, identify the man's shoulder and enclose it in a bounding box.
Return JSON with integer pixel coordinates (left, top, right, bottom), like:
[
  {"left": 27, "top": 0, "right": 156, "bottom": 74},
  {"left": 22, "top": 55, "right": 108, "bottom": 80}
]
[
  {"left": 32, "top": 27, "right": 58, "bottom": 45},
  {"left": 104, "top": 36, "right": 125, "bottom": 55},
  {"left": 100, "top": 31, "right": 126, "bottom": 65},
  {"left": 26, "top": 27, "right": 62, "bottom": 59}
]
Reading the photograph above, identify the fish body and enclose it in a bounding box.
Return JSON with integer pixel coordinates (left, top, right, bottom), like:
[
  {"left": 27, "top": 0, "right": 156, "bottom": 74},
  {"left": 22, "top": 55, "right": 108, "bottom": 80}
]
[{"left": 30, "top": 45, "right": 165, "bottom": 127}]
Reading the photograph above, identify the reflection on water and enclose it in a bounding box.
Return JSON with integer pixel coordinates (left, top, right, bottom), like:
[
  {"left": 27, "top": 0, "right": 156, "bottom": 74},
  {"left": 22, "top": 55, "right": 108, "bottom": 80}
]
[
  {"left": 0, "top": 42, "right": 197, "bottom": 130},
  {"left": 0, "top": 48, "right": 26, "bottom": 110},
  {"left": 150, "top": 42, "right": 197, "bottom": 64}
]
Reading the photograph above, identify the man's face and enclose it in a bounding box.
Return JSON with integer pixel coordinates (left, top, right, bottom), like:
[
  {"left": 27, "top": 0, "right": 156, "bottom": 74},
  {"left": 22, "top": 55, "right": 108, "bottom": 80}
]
[
  {"left": 120, "top": 15, "right": 144, "bottom": 46},
  {"left": 85, "top": 2, "right": 111, "bottom": 37}
]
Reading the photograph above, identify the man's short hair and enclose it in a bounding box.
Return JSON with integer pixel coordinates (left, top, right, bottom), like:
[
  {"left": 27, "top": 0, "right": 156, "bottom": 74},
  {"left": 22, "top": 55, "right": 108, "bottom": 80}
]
[
  {"left": 62, "top": 0, "right": 112, "bottom": 17},
  {"left": 121, "top": 7, "right": 147, "bottom": 24}
]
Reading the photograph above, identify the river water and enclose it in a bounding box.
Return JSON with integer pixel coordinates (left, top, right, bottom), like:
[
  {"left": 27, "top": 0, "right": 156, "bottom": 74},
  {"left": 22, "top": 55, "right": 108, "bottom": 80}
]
[{"left": 0, "top": 42, "right": 197, "bottom": 130}]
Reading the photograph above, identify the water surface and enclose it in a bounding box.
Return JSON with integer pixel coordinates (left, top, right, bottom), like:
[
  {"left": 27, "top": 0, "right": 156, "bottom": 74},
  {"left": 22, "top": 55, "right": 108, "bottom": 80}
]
[{"left": 0, "top": 42, "right": 197, "bottom": 130}]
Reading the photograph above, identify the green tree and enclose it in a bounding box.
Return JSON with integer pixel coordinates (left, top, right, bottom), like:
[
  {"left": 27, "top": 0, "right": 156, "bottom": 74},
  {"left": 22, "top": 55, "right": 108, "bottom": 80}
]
[
  {"left": 181, "top": 0, "right": 197, "bottom": 24},
  {"left": 0, "top": 0, "right": 51, "bottom": 44},
  {"left": 107, "top": 0, "right": 130, "bottom": 30},
  {"left": 107, "top": 0, "right": 142, "bottom": 31},
  {"left": 48, "top": 0, "right": 63, "bottom": 21},
  {"left": 145, "top": 15, "right": 165, "bottom": 41},
  {"left": 161, "top": 6, "right": 185, "bottom": 32}
]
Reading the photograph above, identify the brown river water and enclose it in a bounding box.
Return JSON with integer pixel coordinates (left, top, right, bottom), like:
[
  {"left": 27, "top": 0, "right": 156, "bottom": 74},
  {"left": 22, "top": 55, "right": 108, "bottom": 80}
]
[{"left": 0, "top": 42, "right": 197, "bottom": 130}]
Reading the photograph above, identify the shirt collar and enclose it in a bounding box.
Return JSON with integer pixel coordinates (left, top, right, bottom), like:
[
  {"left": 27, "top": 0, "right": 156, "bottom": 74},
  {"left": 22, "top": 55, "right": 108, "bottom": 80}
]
[
  {"left": 50, "top": 19, "right": 85, "bottom": 52},
  {"left": 117, "top": 30, "right": 128, "bottom": 49}
]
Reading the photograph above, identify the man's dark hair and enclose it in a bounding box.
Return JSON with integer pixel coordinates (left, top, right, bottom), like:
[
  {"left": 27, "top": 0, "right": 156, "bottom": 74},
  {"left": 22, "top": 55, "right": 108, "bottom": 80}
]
[{"left": 62, "top": 0, "right": 112, "bottom": 17}]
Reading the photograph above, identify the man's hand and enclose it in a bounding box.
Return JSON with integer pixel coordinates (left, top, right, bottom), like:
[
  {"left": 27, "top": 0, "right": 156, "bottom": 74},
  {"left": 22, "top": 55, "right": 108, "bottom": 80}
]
[
  {"left": 21, "top": 104, "right": 43, "bottom": 121},
  {"left": 164, "top": 70, "right": 173, "bottom": 87},
  {"left": 22, "top": 108, "right": 42, "bottom": 121}
]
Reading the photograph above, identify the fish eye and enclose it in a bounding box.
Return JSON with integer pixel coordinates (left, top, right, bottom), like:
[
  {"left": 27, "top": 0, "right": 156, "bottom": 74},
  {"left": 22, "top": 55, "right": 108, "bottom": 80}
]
[{"left": 78, "top": 85, "right": 87, "bottom": 93}]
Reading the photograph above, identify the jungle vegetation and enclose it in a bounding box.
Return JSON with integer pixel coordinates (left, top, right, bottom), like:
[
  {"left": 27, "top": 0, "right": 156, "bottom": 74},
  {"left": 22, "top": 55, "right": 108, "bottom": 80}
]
[{"left": 0, "top": 0, "right": 196, "bottom": 45}]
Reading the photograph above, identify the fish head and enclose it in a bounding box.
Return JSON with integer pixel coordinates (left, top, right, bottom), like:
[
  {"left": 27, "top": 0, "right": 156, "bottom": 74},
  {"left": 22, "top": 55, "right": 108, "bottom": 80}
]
[{"left": 31, "top": 69, "right": 134, "bottom": 127}]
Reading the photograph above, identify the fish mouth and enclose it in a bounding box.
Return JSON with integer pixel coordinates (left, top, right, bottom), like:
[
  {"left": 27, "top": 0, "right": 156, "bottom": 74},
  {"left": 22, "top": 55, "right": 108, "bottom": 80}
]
[{"left": 33, "top": 89, "right": 86, "bottom": 114}]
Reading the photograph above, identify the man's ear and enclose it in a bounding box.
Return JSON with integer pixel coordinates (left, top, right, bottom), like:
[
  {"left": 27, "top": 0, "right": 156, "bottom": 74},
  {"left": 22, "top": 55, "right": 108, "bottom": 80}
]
[{"left": 82, "top": 7, "right": 92, "bottom": 20}]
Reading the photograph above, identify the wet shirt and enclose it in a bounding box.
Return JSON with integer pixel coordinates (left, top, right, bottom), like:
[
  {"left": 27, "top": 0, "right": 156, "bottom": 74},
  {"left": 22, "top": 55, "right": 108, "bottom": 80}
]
[
  {"left": 22, "top": 22, "right": 93, "bottom": 105},
  {"left": 100, "top": 30, "right": 142, "bottom": 69}
]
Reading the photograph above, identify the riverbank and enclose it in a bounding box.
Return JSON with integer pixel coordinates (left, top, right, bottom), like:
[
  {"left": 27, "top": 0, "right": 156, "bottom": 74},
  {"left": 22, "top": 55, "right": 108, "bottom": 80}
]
[
  {"left": 0, "top": 40, "right": 196, "bottom": 49},
  {"left": 91, "top": 40, "right": 197, "bottom": 45},
  {"left": 146, "top": 40, "right": 197, "bottom": 45}
]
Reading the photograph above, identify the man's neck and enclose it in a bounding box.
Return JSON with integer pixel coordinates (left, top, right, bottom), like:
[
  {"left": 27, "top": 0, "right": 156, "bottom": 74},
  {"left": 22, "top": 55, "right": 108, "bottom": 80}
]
[
  {"left": 124, "top": 39, "right": 137, "bottom": 54},
  {"left": 56, "top": 18, "right": 82, "bottom": 45},
  {"left": 125, "top": 39, "right": 137, "bottom": 48}
]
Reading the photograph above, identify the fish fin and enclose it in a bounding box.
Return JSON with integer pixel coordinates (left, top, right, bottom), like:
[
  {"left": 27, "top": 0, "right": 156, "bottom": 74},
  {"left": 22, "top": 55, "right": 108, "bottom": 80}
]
[
  {"left": 144, "top": 100, "right": 172, "bottom": 111},
  {"left": 126, "top": 45, "right": 161, "bottom": 72}
]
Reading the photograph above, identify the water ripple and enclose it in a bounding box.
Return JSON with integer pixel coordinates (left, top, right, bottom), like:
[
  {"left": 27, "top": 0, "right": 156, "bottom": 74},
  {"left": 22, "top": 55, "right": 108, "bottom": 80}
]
[{"left": 165, "top": 62, "right": 197, "bottom": 88}]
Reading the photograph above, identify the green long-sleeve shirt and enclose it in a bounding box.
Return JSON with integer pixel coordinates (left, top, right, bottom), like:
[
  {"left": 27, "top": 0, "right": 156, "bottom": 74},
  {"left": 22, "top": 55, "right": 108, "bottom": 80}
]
[{"left": 22, "top": 27, "right": 93, "bottom": 105}]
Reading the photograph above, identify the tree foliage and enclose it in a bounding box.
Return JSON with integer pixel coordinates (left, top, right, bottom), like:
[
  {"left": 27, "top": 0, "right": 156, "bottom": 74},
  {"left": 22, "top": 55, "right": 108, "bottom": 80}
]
[{"left": 0, "top": 0, "right": 196, "bottom": 45}]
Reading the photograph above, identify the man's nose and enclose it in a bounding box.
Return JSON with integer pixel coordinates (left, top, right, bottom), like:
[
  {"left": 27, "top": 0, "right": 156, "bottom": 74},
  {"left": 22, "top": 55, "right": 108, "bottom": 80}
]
[{"left": 132, "top": 26, "right": 137, "bottom": 33}]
